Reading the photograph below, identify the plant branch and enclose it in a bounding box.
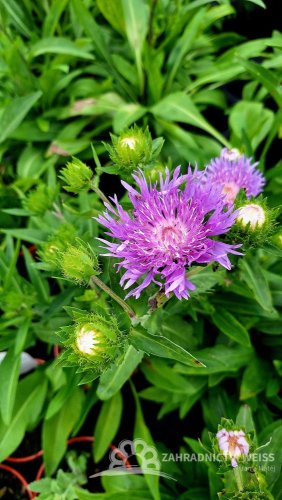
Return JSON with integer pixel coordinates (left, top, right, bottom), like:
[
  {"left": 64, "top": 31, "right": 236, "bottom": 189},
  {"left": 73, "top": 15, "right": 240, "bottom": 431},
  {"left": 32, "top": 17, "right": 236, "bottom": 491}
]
[{"left": 90, "top": 275, "right": 136, "bottom": 319}]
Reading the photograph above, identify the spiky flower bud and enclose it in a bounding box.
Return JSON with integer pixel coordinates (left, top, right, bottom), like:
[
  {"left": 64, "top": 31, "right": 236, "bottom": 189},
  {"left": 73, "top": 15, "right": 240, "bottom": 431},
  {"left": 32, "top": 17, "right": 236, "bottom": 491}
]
[
  {"left": 60, "top": 240, "right": 99, "bottom": 284},
  {"left": 57, "top": 310, "right": 124, "bottom": 379},
  {"left": 38, "top": 223, "right": 77, "bottom": 270},
  {"left": 104, "top": 126, "right": 164, "bottom": 173},
  {"left": 23, "top": 185, "right": 55, "bottom": 215},
  {"left": 60, "top": 158, "right": 93, "bottom": 193},
  {"left": 227, "top": 196, "right": 277, "bottom": 249}
]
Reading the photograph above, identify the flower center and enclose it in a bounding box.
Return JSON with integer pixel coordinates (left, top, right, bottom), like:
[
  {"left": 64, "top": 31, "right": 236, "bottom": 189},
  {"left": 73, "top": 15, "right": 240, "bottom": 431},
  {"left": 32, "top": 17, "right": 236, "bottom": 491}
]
[
  {"left": 120, "top": 137, "right": 137, "bottom": 150},
  {"left": 153, "top": 220, "right": 187, "bottom": 253},
  {"left": 76, "top": 327, "right": 99, "bottom": 355},
  {"left": 237, "top": 203, "right": 265, "bottom": 229},
  {"left": 221, "top": 181, "right": 240, "bottom": 204}
]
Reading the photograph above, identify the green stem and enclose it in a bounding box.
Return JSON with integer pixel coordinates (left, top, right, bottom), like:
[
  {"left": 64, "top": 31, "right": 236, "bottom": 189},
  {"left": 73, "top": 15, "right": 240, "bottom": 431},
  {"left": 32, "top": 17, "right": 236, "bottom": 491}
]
[
  {"left": 233, "top": 466, "right": 244, "bottom": 492},
  {"left": 90, "top": 275, "right": 136, "bottom": 319},
  {"left": 90, "top": 179, "right": 115, "bottom": 210}
]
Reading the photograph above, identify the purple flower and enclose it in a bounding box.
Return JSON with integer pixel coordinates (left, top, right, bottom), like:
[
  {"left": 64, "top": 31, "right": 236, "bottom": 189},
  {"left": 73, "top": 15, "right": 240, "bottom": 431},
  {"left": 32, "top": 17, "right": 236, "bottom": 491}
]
[
  {"left": 96, "top": 167, "right": 241, "bottom": 300},
  {"left": 205, "top": 148, "right": 265, "bottom": 204},
  {"left": 216, "top": 428, "right": 249, "bottom": 468}
]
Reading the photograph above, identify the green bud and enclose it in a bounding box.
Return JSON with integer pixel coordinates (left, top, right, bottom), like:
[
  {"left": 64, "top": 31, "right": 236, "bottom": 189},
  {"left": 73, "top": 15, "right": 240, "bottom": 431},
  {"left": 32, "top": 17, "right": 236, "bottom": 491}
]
[
  {"left": 38, "top": 223, "right": 77, "bottom": 270},
  {"left": 60, "top": 158, "right": 93, "bottom": 193},
  {"left": 57, "top": 310, "right": 124, "bottom": 378},
  {"left": 271, "top": 228, "right": 282, "bottom": 249},
  {"left": 104, "top": 126, "right": 164, "bottom": 173},
  {"left": 144, "top": 161, "right": 167, "bottom": 183},
  {"left": 23, "top": 185, "right": 55, "bottom": 215},
  {"left": 60, "top": 240, "right": 99, "bottom": 284}
]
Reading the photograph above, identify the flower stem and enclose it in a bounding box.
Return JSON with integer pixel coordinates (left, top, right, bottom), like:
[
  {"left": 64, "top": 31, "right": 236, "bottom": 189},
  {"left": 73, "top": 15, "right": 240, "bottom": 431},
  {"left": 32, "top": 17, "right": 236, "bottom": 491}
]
[
  {"left": 233, "top": 466, "right": 244, "bottom": 492},
  {"left": 90, "top": 275, "right": 136, "bottom": 319},
  {"left": 90, "top": 180, "right": 109, "bottom": 205}
]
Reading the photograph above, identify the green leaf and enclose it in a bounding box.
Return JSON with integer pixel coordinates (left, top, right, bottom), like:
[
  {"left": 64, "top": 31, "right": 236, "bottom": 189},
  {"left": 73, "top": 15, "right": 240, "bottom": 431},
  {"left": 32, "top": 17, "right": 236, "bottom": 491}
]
[
  {"left": 175, "top": 344, "right": 253, "bottom": 376},
  {"left": 151, "top": 92, "right": 230, "bottom": 147},
  {"left": 72, "top": 384, "right": 99, "bottom": 436},
  {"left": 166, "top": 9, "right": 206, "bottom": 91},
  {"left": 43, "top": 387, "right": 84, "bottom": 475},
  {"left": 97, "top": 346, "right": 143, "bottom": 400},
  {"left": 71, "top": 0, "right": 134, "bottom": 100},
  {"left": 45, "top": 372, "right": 80, "bottom": 420},
  {"left": 239, "top": 58, "right": 282, "bottom": 107},
  {"left": 240, "top": 358, "right": 269, "bottom": 400},
  {"left": 0, "top": 0, "right": 31, "bottom": 37},
  {"left": 0, "top": 372, "right": 47, "bottom": 461},
  {"left": 236, "top": 404, "right": 256, "bottom": 434},
  {"left": 43, "top": 0, "right": 69, "bottom": 37},
  {"left": 239, "top": 258, "right": 274, "bottom": 313},
  {"left": 97, "top": 0, "right": 125, "bottom": 35},
  {"left": 29, "top": 37, "right": 95, "bottom": 60},
  {"left": 0, "top": 92, "right": 42, "bottom": 143},
  {"left": 132, "top": 383, "right": 160, "bottom": 500},
  {"left": 23, "top": 246, "right": 50, "bottom": 304},
  {"left": 130, "top": 327, "right": 204, "bottom": 367},
  {"left": 0, "top": 229, "right": 48, "bottom": 244},
  {"left": 212, "top": 309, "right": 251, "bottom": 346},
  {"left": 113, "top": 104, "right": 147, "bottom": 133},
  {"left": 229, "top": 101, "right": 274, "bottom": 151},
  {"left": 94, "top": 391, "right": 123, "bottom": 462},
  {"left": 15, "top": 321, "right": 31, "bottom": 355},
  {"left": 17, "top": 145, "right": 53, "bottom": 178},
  {"left": 122, "top": 0, "right": 149, "bottom": 93},
  {"left": 0, "top": 350, "right": 21, "bottom": 425},
  {"left": 245, "top": 0, "right": 266, "bottom": 8}
]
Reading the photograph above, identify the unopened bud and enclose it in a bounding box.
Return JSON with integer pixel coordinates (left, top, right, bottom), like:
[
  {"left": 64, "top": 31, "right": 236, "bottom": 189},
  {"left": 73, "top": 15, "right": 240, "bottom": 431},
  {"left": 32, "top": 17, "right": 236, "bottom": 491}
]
[
  {"left": 60, "top": 158, "right": 92, "bottom": 193},
  {"left": 61, "top": 241, "right": 99, "bottom": 284}
]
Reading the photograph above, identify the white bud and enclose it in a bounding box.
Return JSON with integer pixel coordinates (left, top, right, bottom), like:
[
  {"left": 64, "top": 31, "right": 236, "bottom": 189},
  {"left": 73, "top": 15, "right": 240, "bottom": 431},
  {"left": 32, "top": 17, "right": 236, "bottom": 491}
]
[
  {"left": 76, "top": 326, "right": 99, "bottom": 355},
  {"left": 222, "top": 148, "right": 241, "bottom": 162},
  {"left": 120, "top": 137, "right": 137, "bottom": 150},
  {"left": 237, "top": 203, "right": 266, "bottom": 229}
]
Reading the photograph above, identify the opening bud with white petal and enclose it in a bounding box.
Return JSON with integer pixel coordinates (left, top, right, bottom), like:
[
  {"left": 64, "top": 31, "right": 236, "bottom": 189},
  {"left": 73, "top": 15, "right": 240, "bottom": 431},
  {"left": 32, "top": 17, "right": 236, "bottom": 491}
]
[
  {"left": 103, "top": 126, "right": 164, "bottom": 175},
  {"left": 237, "top": 203, "right": 266, "bottom": 229},
  {"left": 57, "top": 311, "right": 124, "bottom": 380}
]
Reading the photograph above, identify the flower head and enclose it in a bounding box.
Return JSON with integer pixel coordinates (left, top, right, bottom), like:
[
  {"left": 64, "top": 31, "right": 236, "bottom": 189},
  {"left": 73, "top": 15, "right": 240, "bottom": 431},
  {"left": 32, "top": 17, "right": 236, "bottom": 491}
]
[
  {"left": 96, "top": 167, "right": 241, "bottom": 300},
  {"left": 217, "top": 428, "right": 249, "bottom": 468},
  {"left": 205, "top": 149, "right": 265, "bottom": 204}
]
